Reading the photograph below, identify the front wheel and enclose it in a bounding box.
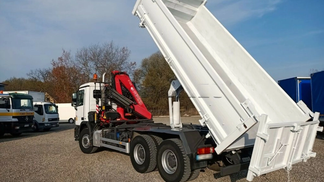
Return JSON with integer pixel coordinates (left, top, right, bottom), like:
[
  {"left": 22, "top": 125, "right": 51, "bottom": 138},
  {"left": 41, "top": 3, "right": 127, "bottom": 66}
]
[
  {"left": 130, "top": 135, "right": 157, "bottom": 173},
  {"left": 32, "top": 121, "right": 39, "bottom": 132},
  {"left": 10, "top": 131, "right": 22, "bottom": 137},
  {"left": 43, "top": 128, "right": 51, "bottom": 132},
  {"left": 79, "top": 128, "right": 98, "bottom": 154},
  {"left": 157, "top": 138, "right": 191, "bottom": 182}
]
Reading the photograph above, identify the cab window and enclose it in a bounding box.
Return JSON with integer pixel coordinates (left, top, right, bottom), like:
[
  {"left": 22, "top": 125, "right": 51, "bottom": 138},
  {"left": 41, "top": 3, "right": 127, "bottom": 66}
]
[
  {"left": 34, "top": 105, "right": 43, "bottom": 115},
  {"left": 0, "top": 97, "right": 10, "bottom": 109},
  {"left": 12, "top": 98, "right": 33, "bottom": 109},
  {"left": 76, "top": 90, "right": 84, "bottom": 106},
  {"left": 44, "top": 104, "right": 58, "bottom": 114}
]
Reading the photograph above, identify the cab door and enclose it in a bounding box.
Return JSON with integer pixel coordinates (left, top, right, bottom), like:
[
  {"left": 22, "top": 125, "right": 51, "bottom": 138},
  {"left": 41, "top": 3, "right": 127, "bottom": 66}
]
[
  {"left": 0, "top": 96, "right": 11, "bottom": 122},
  {"left": 75, "top": 89, "right": 85, "bottom": 125},
  {"left": 33, "top": 104, "right": 43, "bottom": 123}
]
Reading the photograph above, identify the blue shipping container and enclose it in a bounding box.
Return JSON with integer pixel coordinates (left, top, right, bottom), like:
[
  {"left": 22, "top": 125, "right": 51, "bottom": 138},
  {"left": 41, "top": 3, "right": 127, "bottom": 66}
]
[
  {"left": 311, "top": 71, "right": 324, "bottom": 116},
  {"left": 278, "top": 77, "right": 312, "bottom": 110}
]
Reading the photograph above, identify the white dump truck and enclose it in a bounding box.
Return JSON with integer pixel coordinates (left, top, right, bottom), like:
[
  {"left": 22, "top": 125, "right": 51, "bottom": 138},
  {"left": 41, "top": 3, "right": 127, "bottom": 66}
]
[{"left": 73, "top": 1, "right": 320, "bottom": 181}]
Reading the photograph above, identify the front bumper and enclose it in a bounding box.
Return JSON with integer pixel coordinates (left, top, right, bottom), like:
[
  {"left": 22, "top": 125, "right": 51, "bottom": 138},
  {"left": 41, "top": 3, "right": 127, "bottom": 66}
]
[
  {"left": 12, "top": 122, "right": 33, "bottom": 132},
  {"left": 38, "top": 122, "right": 59, "bottom": 129}
]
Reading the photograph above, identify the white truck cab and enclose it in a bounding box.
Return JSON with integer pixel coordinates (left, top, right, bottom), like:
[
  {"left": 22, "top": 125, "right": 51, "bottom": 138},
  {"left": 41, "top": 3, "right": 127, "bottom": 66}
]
[{"left": 33, "top": 102, "right": 59, "bottom": 131}]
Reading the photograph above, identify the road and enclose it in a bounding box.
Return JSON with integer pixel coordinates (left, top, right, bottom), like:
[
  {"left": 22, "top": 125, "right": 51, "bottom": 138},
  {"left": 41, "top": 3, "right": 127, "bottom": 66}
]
[{"left": 0, "top": 119, "right": 323, "bottom": 182}]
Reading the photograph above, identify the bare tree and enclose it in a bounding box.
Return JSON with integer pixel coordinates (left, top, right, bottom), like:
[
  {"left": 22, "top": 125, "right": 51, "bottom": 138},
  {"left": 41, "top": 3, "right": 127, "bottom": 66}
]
[
  {"left": 27, "top": 68, "right": 52, "bottom": 83},
  {"left": 26, "top": 42, "right": 136, "bottom": 102},
  {"left": 75, "top": 41, "right": 135, "bottom": 81}
]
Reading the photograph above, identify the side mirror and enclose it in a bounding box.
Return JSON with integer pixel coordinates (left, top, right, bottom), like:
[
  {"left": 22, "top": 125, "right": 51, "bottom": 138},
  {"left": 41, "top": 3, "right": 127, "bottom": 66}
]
[{"left": 71, "top": 92, "right": 77, "bottom": 107}]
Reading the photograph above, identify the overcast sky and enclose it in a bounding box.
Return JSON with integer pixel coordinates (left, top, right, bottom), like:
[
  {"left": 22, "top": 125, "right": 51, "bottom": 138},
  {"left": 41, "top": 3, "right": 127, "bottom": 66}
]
[{"left": 0, "top": 0, "right": 323, "bottom": 82}]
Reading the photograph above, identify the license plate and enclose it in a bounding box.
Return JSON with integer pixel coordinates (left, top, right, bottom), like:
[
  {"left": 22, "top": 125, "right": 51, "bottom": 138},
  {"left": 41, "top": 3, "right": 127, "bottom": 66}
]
[{"left": 24, "top": 124, "right": 29, "bottom": 127}]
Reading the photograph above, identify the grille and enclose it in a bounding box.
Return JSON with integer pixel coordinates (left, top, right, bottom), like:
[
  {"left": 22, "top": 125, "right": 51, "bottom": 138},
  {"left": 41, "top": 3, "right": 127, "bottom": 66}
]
[
  {"left": 13, "top": 116, "right": 33, "bottom": 123},
  {"left": 48, "top": 118, "right": 59, "bottom": 121}
]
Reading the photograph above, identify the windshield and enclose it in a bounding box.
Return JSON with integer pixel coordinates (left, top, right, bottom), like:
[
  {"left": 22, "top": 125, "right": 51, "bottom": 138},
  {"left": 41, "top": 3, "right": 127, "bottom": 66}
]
[
  {"left": 44, "top": 104, "right": 58, "bottom": 114},
  {"left": 12, "top": 98, "right": 33, "bottom": 109},
  {"left": 0, "top": 97, "right": 10, "bottom": 109}
]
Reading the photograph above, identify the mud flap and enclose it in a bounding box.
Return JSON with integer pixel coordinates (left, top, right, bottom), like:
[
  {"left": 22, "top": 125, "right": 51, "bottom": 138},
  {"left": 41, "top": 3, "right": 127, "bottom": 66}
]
[{"left": 246, "top": 116, "right": 319, "bottom": 181}]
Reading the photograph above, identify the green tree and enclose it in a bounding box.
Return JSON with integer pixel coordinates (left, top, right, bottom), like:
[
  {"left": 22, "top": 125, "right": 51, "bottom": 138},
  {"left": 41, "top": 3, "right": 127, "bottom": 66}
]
[
  {"left": 3, "top": 78, "right": 45, "bottom": 92},
  {"left": 138, "top": 52, "right": 196, "bottom": 115}
]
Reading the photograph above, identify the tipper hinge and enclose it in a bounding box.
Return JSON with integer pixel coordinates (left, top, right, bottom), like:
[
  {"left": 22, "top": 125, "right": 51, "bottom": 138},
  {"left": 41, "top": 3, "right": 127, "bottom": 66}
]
[
  {"left": 241, "top": 99, "right": 259, "bottom": 118},
  {"left": 199, "top": 114, "right": 209, "bottom": 126}
]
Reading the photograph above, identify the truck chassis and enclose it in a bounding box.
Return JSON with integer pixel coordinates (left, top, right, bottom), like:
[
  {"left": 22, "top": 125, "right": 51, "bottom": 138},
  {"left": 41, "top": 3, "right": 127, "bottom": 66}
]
[{"left": 75, "top": 116, "right": 253, "bottom": 182}]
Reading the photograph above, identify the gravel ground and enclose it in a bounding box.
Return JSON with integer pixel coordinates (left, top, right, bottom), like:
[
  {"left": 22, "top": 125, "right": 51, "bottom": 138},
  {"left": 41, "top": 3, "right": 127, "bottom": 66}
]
[{"left": 0, "top": 118, "right": 323, "bottom": 182}]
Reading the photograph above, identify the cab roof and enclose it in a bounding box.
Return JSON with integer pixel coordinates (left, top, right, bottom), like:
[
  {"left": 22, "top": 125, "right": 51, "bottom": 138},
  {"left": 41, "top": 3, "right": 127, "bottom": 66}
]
[{"left": 6, "top": 93, "right": 33, "bottom": 99}]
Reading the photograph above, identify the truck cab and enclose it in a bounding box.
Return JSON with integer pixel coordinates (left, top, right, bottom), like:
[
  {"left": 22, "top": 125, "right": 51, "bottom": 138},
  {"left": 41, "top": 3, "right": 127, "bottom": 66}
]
[
  {"left": 33, "top": 102, "right": 59, "bottom": 131},
  {"left": 72, "top": 82, "right": 97, "bottom": 126},
  {"left": 0, "top": 93, "right": 34, "bottom": 137}
]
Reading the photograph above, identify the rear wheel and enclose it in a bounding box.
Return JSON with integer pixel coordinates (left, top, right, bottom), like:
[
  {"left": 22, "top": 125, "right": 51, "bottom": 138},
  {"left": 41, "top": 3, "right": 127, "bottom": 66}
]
[
  {"left": 157, "top": 138, "right": 191, "bottom": 182},
  {"left": 150, "top": 135, "right": 163, "bottom": 146},
  {"left": 130, "top": 135, "right": 157, "bottom": 173},
  {"left": 187, "top": 169, "right": 200, "bottom": 181},
  {"left": 68, "top": 118, "right": 74, "bottom": 124},
  {"left": 79, "top": 128, "right": 98, "bottom": 154}
]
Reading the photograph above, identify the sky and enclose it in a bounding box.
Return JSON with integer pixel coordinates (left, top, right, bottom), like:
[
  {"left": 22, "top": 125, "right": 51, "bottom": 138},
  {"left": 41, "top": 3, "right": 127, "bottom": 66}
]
[{"left": 0, "top": 0, "right": 323, "bottom": 82}]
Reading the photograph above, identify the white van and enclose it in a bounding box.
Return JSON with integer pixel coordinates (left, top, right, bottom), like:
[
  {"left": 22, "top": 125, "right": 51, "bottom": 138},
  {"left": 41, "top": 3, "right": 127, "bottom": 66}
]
[
  {"left": 33, "top": 102, "right": 59, "bottom": 131},
  {"left": 56, "top": 103, "right": 75, "bottom": 123}
]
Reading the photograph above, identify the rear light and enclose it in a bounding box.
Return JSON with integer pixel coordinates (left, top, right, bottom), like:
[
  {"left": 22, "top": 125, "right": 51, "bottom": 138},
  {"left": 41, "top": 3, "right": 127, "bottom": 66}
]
[
  {"left": 197, "top": 147, "right": 214, "bottom": 155},
  {"left": 196, "top": 147, "right": 214, "bottom": 161}
]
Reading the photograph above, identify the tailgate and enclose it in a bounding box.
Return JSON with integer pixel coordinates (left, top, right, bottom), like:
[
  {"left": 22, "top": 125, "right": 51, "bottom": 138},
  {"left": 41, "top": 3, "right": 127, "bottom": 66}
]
[{"left": 247, "top": 116, "right": 319, "bottom": 181}]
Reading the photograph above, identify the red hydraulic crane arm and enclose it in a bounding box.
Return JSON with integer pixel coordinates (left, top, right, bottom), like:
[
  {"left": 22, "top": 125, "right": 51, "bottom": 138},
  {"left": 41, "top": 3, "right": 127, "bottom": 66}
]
[{"left": 112, "top": 71, "right": 152, "bottom": 119}]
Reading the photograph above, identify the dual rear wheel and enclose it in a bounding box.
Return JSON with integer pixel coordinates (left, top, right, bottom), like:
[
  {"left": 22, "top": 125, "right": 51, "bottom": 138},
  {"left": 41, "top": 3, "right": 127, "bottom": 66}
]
[{"left": 130, "top": 135, "right": 200, "bottom": 182}]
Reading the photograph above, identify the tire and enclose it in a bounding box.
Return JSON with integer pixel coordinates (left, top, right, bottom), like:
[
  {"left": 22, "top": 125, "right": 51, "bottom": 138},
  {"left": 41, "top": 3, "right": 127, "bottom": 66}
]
[
  {"left": 68, "top": 118, "right": 74, "bottom": 124},
  {"left": 79, "top": 128, "right": 98, "bottom": 154},
  {"left": 43, "top": 128, "right": 51, "bottom": 132},
  {"left": 32, "top": 121, "right": 39, "bottom": 132},
  {"left": 0, "top": 124, "right": 4, "bottom": 137},
  {"left": 10, "top": 131, "right": 22, "bottom": 137},
  {"left": 157, "top": 138, "right": 191, "bottom": 182},
  {"left": 130, "top": 135, "right": 157, "bottom": 173},
  {"left": 150, "top": 135, "right": 163, "bottom": 146},
  {"left": 187, "top": 169, "right": 200, "bottom": 181}
]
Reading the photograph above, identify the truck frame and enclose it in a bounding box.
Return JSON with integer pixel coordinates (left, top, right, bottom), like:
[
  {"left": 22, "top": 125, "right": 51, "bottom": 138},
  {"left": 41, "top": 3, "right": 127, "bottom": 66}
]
[{"left": 74, "top": 0, "right": 320, "bottom": 181}]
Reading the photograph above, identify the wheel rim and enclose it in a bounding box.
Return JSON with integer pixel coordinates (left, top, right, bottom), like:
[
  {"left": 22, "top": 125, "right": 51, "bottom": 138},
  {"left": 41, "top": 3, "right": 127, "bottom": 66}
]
[
  {"left": 82, "top": 134, "right": 91, "bottom": 149},
  {"left": 134, "top": 144, "right": 146, "bottom": 165},
  {"left": 161, "top": 149, "right": 177, "bottom": 174}
]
